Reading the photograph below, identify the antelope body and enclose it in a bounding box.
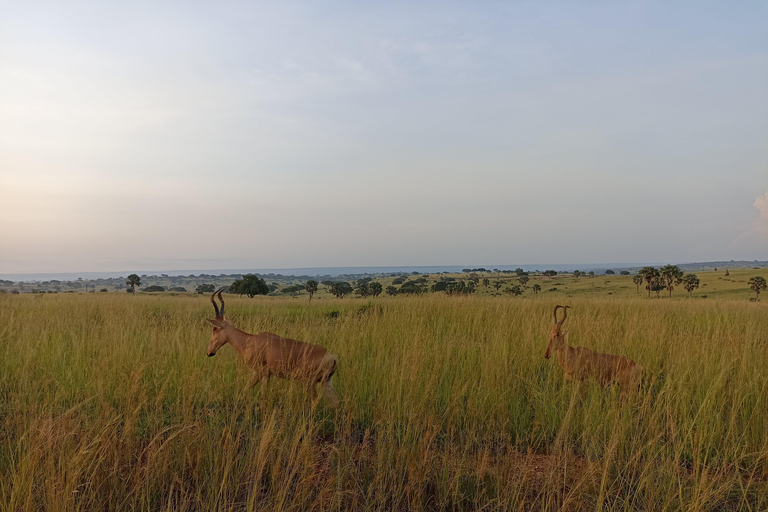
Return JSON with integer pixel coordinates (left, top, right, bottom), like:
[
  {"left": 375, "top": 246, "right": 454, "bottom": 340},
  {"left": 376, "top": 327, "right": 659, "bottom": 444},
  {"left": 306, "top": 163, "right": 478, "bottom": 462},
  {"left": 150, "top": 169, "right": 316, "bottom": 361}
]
[
  {"left": 545, "top": 305, "right": 642, "bottom": 398},
  {"left": 206, "top": 290, "right": 341, "bottom": 407}
]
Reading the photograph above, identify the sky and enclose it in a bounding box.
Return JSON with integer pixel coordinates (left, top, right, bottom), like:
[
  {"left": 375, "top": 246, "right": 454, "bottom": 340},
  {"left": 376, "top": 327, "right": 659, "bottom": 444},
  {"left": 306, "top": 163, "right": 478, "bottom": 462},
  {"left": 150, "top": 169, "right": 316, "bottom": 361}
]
[{"left": 1, "top": 1, "right": 766, "bottom": 274}]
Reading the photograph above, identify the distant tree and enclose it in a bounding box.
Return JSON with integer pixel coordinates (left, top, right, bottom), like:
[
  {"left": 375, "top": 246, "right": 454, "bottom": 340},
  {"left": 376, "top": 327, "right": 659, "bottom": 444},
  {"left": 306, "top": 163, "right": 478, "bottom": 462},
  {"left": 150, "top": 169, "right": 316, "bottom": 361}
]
[
  {"left": 518, "top": 275, "right": 529, "bottom": 287},
  {"left": 573, "top": 270, "right": 582, "bottom": 279},
  {"left": 632, "top": 274, "right": 643, "bottom": 293},
  {"left": 514, "top": 268, "right": 528, "bottom": 276},
  {"left": 660, "top": 264, "right": 684, "bottom": 298},
  {"left": 196, "top": 283, "right": 216, "bottom": 294},
  {"left": 143, "top": 285, "right": 165, "bottom": 292},
  {"left": 392, "top": 277, "right": 405, "bottom": 285},
  {"left": 638, "top": 266, "right": 659, "bottom": 298},
  {"left": 681, "top": 273, "right": 700, "bottom": 297},
  {"left": 355, "top": 277, "right": 372, "bottom": 287},
  {"left": 168, "top": 286, "right": 187, "bottom": 292},
  {"left": 305, "top": 280, "right": 318, "bottom": 300},
  {"left": 355, "top": 282, "right": 370, "bottom": 298},
  {"left": 588, "top": 271, "right": 595, "bottom": 278},
  {"left": 330, "top": 282, "right": 353, "bottom": 298},
  {"left": 399, "top": 281, "right": 425, "bottom": 294},
  {"left": 432, "top": 281, "right": 449, "bottom": 293},
  {"left": 100, "top": 288, "right": 108, "bottom": 293},
  {"left": 482, "top": 278, "right": 490, "bottom": 288},
  {"left": 532, "top": 283, "right": 542, "bottom": 294},
  {"left": 385, "top": 286, "right": 398, "bottom": 296},
  {"left": 369, "top": 282, "right": 382, "bottom": 297},
  {"left": 507, "top": 285, "right": 523, "bottom": 296},
  {"left": 229, "top": 274, "right": 269, "bottom": 298},
  {"left": 724, "top": 269, "right": 730, "bottom": 277},
  {"left": 543, "top": 270, "right": 557, "bottom": 277},
  {"left": 282, "top": 285, "right": 303, "bottom": 297},
  {"left": 446, "top": 280, "right": 476, "bottom": 295},
  {"left": 620, "top": 270, "right": 630, "bottom": 275},
  {"left": 605, "top": 269, "right": 615, "bottom": 275},
  {"left": 748, "top": 276, "right": 767, "bottom": 300},
  {"left": 126, "top": 274, "right": 141, "bottom": 293}
]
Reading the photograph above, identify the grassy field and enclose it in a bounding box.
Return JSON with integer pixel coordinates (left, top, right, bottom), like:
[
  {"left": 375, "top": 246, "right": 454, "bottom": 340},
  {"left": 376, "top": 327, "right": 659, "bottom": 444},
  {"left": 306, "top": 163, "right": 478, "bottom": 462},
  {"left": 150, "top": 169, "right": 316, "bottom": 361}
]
[{"left": 1, "top": 289, "right": 766, "bottom": 510}]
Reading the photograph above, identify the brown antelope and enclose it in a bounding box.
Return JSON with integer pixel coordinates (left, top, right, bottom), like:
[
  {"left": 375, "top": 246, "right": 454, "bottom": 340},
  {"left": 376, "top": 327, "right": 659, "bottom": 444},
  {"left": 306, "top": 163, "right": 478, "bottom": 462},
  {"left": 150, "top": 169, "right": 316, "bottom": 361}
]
[
  {"left": 544, "top": 305, "right": 642, "bottom": 398},
  {"left": 206, "top": 289, "right": 341, "bottom": 407}
]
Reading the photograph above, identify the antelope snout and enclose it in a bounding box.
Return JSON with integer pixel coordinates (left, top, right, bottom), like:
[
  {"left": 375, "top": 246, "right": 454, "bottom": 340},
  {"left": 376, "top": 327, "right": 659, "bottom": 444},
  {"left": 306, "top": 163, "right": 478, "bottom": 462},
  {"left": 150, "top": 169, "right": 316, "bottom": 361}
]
[{"left": 207, "top": 352, "right": 215, "bottom": 357}]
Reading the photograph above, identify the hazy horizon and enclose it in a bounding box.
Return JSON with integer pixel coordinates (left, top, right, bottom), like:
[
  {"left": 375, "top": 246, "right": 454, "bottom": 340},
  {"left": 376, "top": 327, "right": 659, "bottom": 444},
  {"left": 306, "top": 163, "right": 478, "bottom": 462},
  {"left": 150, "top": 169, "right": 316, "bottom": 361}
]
[
  {"left": 4, "top": 259, "right": 768, "bottom": 283},
  {"left": 2, "top": 1, "right": 766, "bottom": 274}
]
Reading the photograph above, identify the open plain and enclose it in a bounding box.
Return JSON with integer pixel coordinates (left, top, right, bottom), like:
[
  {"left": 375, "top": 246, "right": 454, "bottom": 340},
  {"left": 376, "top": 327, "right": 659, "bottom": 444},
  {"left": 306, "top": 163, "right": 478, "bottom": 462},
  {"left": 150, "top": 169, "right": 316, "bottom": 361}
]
[{"left": 1, "top": 271, "right": 767, "bottom": 511}]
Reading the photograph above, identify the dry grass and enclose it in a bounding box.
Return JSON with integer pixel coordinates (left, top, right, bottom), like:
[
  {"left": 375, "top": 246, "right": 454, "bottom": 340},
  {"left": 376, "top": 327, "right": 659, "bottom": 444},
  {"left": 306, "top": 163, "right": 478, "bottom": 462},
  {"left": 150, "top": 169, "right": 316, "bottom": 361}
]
[{"left": 0, "top": 293, "right": 766, "bottom": 511}]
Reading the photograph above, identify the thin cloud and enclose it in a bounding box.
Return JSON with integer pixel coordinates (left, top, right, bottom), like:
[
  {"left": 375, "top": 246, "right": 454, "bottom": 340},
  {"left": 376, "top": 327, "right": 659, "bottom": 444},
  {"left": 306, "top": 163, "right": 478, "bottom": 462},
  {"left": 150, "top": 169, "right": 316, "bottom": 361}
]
[{"left": 754, "top": 190, "right": 768, "bottom": 237}]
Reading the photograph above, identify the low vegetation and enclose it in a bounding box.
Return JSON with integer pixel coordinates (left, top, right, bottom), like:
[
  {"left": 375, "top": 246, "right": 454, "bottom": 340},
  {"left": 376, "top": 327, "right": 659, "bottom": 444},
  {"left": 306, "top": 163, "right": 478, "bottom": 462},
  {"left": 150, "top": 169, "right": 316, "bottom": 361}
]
[{"left": 0, "top": 290, "right": 766, "bottom": 511}]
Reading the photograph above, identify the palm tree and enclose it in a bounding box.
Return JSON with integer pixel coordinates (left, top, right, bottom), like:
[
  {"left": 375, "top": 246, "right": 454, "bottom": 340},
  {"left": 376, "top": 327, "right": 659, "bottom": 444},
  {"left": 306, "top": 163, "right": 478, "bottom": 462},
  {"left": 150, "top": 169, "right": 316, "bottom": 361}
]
[
  {"left": 126, "top": 274, "right": 141, "bottom": 293},
  {"left": 660, "top": 264, "right": 684, "bottom": 298},
  {"left": 638, "top": 267, "right": 659, "bottom": 298},
  {"left": 632, "top": 274, "right": 643, "bottom": 293},
  {"left": 305, "top": 280, "right": 318, "bottom": 301},
  {"left": 748, "top": 276, "right": 767, "bottom": 300}
]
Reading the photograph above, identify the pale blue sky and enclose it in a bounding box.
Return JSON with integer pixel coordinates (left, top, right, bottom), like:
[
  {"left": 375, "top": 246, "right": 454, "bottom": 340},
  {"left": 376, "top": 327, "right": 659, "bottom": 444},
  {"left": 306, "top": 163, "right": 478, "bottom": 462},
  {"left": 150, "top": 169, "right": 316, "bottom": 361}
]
[{"left": 1, "top": 1, "right": 766, "bottom": 273}]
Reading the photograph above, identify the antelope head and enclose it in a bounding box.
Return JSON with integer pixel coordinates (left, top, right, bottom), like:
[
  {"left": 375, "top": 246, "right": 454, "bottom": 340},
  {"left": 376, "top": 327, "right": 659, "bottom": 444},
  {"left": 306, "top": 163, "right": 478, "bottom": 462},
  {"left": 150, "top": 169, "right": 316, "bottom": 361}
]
[
  {"left": 206, "top": 288, "right": 230, "bottom": 357},
  {"left": 544, "top": 305, "right": 570, "bottom": 359}
]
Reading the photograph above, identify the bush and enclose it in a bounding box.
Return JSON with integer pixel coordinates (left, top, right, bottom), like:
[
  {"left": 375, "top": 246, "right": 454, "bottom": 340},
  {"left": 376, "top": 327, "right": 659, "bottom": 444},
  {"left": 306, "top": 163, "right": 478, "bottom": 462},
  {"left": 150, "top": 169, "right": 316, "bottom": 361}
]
[{"left": 196, "top": 284, "right": 215, "bottom": 294}]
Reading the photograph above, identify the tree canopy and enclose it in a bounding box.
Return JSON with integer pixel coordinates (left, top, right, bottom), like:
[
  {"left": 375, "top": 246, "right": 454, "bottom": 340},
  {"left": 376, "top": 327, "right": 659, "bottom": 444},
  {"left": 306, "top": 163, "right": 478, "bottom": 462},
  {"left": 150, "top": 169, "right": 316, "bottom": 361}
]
[
  {"left": 749, "top": 276, "right": 767, "bottom": 300},
  {"left": 126, "top": 274, "right": 141, "bottom": 293},
  {"left": 229, "top": 274, "right": 269, "bottom": 298}
]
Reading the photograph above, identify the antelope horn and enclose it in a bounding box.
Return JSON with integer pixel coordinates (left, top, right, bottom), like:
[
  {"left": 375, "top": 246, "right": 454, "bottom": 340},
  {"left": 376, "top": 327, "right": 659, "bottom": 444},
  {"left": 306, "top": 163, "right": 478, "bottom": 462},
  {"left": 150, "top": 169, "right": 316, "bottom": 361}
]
[
  {"left": 210, "top": 290, "right": 221, "bottom": 318},
  {"left": 217, "top": 289, "right": 225, "bottom": 317},
  {"left": 553, "top": 305, "right": 571, "bottom": 325}
]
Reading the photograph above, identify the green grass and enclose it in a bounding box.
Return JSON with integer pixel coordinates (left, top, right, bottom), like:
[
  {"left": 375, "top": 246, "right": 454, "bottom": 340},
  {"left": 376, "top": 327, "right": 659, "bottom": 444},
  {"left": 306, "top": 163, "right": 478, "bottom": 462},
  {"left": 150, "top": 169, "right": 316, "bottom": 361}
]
[{"left": 0, "top": 292, "right": 766, "bottom": 511}]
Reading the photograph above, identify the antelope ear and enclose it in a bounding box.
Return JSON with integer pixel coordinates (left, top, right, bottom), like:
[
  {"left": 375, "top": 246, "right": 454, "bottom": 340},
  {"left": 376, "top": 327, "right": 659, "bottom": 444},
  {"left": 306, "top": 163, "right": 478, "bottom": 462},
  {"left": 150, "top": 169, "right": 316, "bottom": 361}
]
[{"left": 207, "top": 318, "right": 227, "bottom": 328}]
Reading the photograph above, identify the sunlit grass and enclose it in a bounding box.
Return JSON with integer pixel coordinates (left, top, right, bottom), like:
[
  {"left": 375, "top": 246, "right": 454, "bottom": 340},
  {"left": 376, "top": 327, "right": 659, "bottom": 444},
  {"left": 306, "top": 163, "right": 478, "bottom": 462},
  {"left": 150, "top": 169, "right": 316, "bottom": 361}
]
[{"left": 0, "top": 293, "right": 766, "bottom": 510}]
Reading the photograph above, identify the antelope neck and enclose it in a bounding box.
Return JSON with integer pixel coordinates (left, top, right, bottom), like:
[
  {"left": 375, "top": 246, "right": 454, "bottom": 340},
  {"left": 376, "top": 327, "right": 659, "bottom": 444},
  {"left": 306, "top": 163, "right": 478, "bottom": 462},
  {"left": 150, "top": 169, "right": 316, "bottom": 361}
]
[{"left": 224, "top": 325, "right": 251, "bottom": 356}]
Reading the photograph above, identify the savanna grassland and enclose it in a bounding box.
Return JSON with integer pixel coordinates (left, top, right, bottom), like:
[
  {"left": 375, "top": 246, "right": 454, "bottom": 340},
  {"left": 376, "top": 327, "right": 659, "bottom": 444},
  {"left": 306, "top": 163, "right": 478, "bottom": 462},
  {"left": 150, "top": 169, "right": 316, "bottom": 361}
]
[{"left": 1, "top": 283, "right": 767, "bottom": 510}]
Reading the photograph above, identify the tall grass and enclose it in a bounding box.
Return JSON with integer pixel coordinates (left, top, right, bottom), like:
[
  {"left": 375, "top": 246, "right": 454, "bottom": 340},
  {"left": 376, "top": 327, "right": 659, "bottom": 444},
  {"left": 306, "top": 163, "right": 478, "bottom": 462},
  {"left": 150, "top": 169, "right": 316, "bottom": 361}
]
[{"left": 0, "top": 293, "right": 766, "bottom": 511}]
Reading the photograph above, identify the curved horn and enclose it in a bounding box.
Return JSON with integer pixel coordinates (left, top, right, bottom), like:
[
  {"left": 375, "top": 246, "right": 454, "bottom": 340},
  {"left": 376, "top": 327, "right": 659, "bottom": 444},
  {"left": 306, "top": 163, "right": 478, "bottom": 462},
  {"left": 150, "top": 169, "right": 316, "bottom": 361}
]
[
  {"left": 210, "top": 290, "right": 221, "bottom": 318},
  {"left": 553, "top": 305, "right": 571, "bottom": 325},
  {"left": 217, "top": 289, "right": 225, "bottom": 317}
]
